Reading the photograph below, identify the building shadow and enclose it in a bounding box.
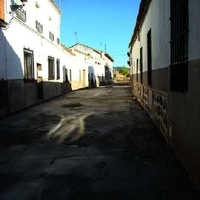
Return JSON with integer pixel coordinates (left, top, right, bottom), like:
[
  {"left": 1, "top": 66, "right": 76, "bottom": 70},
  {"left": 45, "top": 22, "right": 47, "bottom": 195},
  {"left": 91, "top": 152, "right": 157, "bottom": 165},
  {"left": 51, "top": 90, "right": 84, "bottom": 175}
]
[{"left": 0, "top": 28, "right": 23, "bottom": 118}]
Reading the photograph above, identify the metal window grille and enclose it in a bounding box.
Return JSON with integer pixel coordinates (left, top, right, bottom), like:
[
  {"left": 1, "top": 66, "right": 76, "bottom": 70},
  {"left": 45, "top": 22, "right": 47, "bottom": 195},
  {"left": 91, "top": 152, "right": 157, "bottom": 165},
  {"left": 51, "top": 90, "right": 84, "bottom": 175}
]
[
  {"left": 140, "top": 47, "right": 143, "bottom": 83},
  {"left": 16, "top": 7, "right": 26, "bottom": 22},
  {"left": 136, "top": 59, "right": 139, "bottom": 82},
  {"left": 24, "top": 49, "right": 34, "bottom": 80},
  {"left": 170, "top": 0, "right": 188, "bottom": 92},
  {"left": 69, "top": 69, "right": 72, "bottom": 81},
  {"left": 56, "top": 59, "right": 60, "bottom": 79},
  {"left": 147, "top": 29, "right": 152, "bottom": 86},
  {"left": 48, "top": 56, "right": 54, "bottom": 80},
  {"left": 36, "top": 20, "right": 43, "bottom": 34},
  {"left": 49, "top": 31, "right": 54, "bottom": 42}
]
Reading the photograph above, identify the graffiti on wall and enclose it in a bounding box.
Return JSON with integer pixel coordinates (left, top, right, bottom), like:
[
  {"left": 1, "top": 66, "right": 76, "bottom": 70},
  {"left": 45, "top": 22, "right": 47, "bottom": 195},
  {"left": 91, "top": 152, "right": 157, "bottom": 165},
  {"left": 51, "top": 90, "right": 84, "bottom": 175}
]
[
  {"left": 152, "top": 91, "right": 168, "bottom": 138},
  {"left": 133, "top": 83, "right": 169, "bottom": 139},
  {"left": 143, "top": 86, "right": 149, "bottom": 113}
]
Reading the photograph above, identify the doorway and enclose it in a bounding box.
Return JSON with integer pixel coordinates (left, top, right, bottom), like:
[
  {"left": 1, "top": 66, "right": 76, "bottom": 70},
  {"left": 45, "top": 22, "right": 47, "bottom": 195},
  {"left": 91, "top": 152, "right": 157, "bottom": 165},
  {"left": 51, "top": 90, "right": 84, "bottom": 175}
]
[{"left": 37, "top": 63, "right": 43, "bottom": 100}]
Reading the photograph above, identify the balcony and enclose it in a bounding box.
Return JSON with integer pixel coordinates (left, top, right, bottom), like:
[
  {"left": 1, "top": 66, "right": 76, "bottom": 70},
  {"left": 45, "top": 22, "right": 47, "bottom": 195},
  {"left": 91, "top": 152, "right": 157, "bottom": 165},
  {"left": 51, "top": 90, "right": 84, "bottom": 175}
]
[
  {"left": 35, "top": 20, "right": 43, "bottom": 34},
  {"left": 15, "top": 7, "right": 26, "bottom": 22}
]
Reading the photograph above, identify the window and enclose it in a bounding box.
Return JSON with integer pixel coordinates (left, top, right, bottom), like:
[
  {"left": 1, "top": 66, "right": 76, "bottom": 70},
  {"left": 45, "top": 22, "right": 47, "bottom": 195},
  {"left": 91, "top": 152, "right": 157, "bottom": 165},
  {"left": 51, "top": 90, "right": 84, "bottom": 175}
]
[
  {"left": 36, "top": 20, "right": 43, "bottom": 34},
  {"left": 57, "top": 38, "right": 60, "bottom": 45},
  {"left": 147, "top": 29, "right": 152, "bottom": 86},
  {"left": 65, "top": 68, "right": 69, "bottom": 82},
  {"left": 48, "top": 56, "right": 54, "bottom": 80},
  {"left": 69, "top": 69, "right": 72, "bottom": 81},
  {"left": 140, "top": 47, "right": 143, "bottom": 83},
  {"left": 16, "top": 8, "right": 26, "bottom": 22},
  {"left": 49, "top": 31, "right": 54, "bottom": 42},
  {"left": 136, "top": 59, "right": 139, "bottom": 82},
  {"left": 56, "top": 59, "right": 60, "bottom": 79},
  {"left": 170, "top": 0, "right": 188, "bottom": 92},
  {"left": 79, "top": 70, "right": 81, "bottom": 81},
  {"left": 24, "top": 49, "right": 34, "bottom": 80}
]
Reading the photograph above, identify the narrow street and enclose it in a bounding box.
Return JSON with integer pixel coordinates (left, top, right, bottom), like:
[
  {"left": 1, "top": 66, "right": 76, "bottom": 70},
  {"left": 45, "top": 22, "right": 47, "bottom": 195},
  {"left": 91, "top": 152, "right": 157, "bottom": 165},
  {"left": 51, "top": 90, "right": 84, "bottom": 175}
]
[{"left": 0, "top": 85, "right": 198, "bottom": 200}]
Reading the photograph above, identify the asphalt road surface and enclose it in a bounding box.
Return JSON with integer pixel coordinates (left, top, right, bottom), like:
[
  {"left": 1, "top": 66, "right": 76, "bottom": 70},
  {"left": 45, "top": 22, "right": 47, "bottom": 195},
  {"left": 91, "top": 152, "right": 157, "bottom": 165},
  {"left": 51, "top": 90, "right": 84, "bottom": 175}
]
[{"left": 0, "top": 85, "right": 198, "bottom": 200}]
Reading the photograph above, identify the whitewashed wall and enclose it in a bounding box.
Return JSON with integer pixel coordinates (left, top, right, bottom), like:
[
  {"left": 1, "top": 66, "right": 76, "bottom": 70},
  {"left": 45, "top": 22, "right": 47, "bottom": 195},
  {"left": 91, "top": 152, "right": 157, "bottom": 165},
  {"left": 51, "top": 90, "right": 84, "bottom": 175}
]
[
  {"left": 72, "top": 51, "right": 89, "bottom": 86},
  {"left": 131, "top": 38, "right": 140, "bottom": 75},
  {"left": 8, "top": 0, "right": 60, "bottom": 42},
  {"left": 3, "top": 0, "right": 66, "bottom": 82},
  {"left": 131, "top": 0, "right": 170, "bottom": 75},
  {"left": 92, "top": 50, "right": 104, "bottom": 79}
]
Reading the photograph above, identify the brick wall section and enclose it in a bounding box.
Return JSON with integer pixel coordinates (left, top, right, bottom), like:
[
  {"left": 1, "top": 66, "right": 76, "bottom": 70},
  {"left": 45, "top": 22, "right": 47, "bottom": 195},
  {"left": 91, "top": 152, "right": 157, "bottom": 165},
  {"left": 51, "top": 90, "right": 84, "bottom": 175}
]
[{"left": 0, "top": 0, "right": 4, "bottom": 20}]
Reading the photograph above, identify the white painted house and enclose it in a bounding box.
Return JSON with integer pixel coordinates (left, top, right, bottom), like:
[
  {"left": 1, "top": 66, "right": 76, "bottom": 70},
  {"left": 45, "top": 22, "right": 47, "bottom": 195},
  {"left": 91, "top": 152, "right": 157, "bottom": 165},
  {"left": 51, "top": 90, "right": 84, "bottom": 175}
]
[
  {"left": 70, "top": 43, "right": 114, "bottom": 86},
  {"left": 128, "top": 0, "right": 200, "bottom": 190},
  {"left": 0, "top": 0, "right": 77, "bottom": 117},
  {"left": 0, "top": 1, "right": 114, "bottom": 119}
]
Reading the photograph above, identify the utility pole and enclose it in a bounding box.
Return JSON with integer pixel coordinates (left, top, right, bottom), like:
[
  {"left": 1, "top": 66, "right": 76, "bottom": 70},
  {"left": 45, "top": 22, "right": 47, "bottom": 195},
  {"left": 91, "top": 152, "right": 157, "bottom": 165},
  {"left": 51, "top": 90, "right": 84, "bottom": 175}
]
[
  {"left": 75, "top": 32, "right": 77, "bottom": 43},
  {"left": 100, "top": 43, "right": 106, "bottom": 52}
]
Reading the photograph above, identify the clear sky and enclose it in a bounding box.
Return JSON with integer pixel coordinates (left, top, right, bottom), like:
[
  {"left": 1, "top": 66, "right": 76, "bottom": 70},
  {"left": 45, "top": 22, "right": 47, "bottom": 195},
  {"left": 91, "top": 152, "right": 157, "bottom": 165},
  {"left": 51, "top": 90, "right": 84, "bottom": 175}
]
[{"left": 55, "top": 0, "right": 141, "bottom": 67}]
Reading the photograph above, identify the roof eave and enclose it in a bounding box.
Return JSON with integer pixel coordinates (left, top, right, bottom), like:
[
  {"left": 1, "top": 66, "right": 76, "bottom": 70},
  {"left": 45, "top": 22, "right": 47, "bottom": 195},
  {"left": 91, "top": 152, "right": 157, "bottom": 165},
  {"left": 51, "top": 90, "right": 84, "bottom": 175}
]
[{"left": 128, "top": 0, "right": 152, "bottom": 48}]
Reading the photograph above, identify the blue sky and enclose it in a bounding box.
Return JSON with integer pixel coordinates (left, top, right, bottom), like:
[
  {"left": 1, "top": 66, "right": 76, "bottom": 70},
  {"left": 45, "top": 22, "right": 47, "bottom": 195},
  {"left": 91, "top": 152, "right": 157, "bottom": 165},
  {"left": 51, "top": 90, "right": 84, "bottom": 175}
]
[{"left": 55, "top": 0, "right": 141, "bottom": 67}]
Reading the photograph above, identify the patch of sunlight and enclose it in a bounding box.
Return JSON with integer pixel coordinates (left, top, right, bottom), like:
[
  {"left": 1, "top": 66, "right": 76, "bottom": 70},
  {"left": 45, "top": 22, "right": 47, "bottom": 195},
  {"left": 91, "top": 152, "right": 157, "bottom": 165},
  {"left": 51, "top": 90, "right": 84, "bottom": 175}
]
[{"left": 46, "top": 112, "right": 94, "bottom": 144}]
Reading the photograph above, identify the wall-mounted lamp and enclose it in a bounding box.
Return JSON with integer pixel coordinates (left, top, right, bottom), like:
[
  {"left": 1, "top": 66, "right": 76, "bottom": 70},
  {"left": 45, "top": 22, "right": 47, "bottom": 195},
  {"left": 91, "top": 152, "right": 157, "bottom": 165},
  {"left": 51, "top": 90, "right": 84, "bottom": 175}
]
[{"left": 10, "top": 0, "right": 27, "bottom": 11}]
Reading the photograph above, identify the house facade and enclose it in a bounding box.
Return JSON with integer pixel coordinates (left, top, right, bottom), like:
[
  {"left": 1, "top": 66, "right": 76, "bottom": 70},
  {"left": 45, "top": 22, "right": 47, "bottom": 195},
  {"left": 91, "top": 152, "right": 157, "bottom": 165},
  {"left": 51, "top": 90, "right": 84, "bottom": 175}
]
[
  {"left": 128, "top": 0, "right": 200, "bottom": 190},
  {"left": 69, "top": 43, "right": 114, "bottom": 86},
  {"left": 0, "top": 0, "right": 76, "bottom": 118}
]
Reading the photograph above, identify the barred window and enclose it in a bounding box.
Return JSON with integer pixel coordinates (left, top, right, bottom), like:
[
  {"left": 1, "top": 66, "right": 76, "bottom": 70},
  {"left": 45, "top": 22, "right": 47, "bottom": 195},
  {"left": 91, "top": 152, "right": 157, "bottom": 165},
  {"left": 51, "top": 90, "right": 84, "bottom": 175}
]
[
  {"left": 147, "top": 29, "right": 152, "bottom": 86},
  {"left": 140, "top": 47, "right": 143, "bottom": 83},
  {"left": 69, "top": 69, "right": 72, "bottom": 81},
  {"left": 24, "top": 49, "right": 34, "bottom": 80},
  {"left": 16, "top": 7, "right": 26, "bottom": 22},
  {"left": 48, "top": 56, "right": 54, "bottom": 80},
  {"left": 170, "top": 0, "right": 189, "bottom": 92},
  {"left": 56, "top": 59, "right": 60, "bottom": 79},
  {"left": 65, "top": 68, "right": 69, "bottom": 82},
  {"left": 136, "top": 59, "right": 139, "bottom": 82}
]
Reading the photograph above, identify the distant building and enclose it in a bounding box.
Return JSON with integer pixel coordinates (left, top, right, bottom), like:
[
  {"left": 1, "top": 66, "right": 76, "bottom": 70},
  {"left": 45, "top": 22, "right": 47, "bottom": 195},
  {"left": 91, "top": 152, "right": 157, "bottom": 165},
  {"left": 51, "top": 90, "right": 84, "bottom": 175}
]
[
  {"left": 128, "top": 0, "right": 200, "bottom": 190},
  {"left": 69, "top": 43, "right": 114, "bottom": 86}
]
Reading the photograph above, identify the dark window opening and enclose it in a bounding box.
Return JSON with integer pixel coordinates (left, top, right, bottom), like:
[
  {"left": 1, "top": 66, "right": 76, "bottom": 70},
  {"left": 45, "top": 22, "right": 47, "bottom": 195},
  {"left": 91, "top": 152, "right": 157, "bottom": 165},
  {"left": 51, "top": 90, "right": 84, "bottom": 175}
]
[
  {"left": 24, "top": 49, "right": 34, "bottom": 80},
  {"left": 65, "top": 68, "right": 69, "bottom": 82},
  {"left": 170, "top": 0, "right": 189, "bottom": 92},
  {"left": 140, "top": 47, "right": 143, "bottom": 83},
  {"left": 56, "top": 59, "right": 60, "bottom": 79},
  {"left": 147, "top": 29, "right": 152, "bottom": 86},
  {"left": 48, "top": 56, "right": 54, "bottom": 80},
  {"left": 136, "top": 59, "right": 139, "bottom": 82},
  {"left": 69, "top": 69, "right": 72, "bottom": 81}
]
